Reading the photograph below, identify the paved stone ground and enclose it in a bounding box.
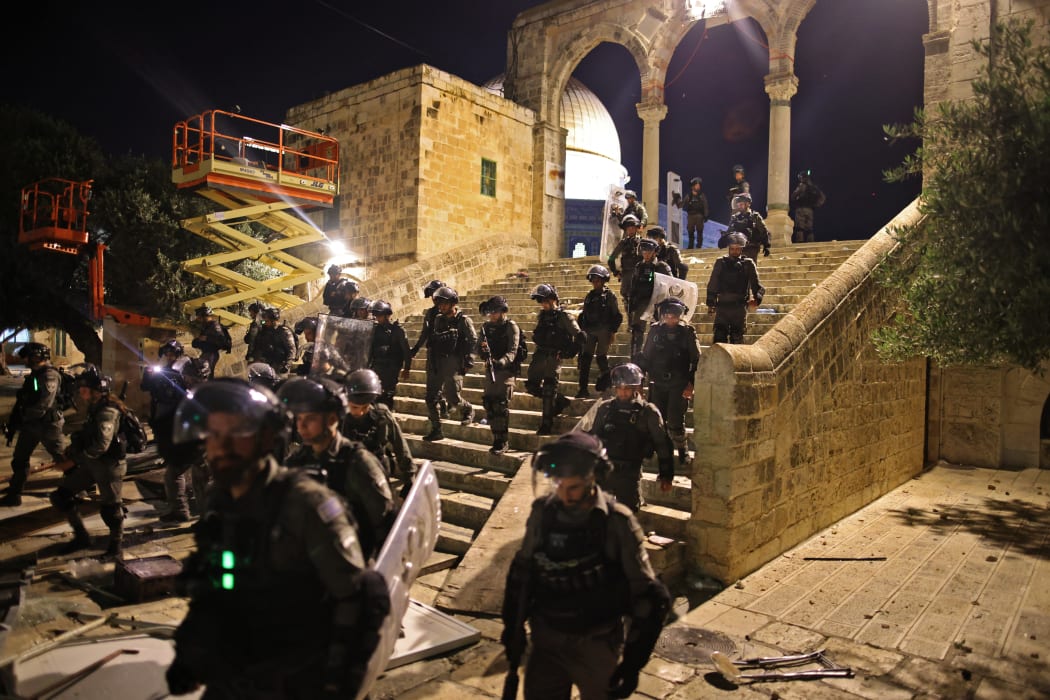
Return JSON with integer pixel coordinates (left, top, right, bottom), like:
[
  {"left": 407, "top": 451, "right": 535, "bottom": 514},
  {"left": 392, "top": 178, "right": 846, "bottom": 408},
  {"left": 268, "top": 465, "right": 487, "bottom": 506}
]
[{"left": 1, "top": 372, "right": 1048, "bottom": 699}]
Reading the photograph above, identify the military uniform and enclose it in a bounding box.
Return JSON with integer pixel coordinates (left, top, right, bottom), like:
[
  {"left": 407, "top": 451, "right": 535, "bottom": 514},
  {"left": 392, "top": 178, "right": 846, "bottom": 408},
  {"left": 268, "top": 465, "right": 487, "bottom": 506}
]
[
  {"left": 141, "top": 360, "right": 201, "bottom": 520},
  {"left": 4, "top": 363, "right": 67, "bottom": 502},
  {"left": 51, "top": 396, "right": 127, "bottom": 554},
  {"left": 621, "top": 200, "right": 648, "bottom": 228},
  {"left": 424, "top": 309, "right": 477, "bottom": 435},
  {"left": 627, "top": 259, "right": 673, "bottom": 359},
  {"left": 727, "top": 177, "right": 750, "bottom": 204},
  {"left": 254, "top": 323, "right": 297, "bottom": 375},
  {"left": 527, "top": 306, "right": 583, "bottom": 435},
  {"left": 706, "top": 253, "right": 765, "bottom": 344},
  {"left": 244, "top": 319, "right": 261, "bottom": 363},
  {"left": 477, "top": 316, "right": 521, "bottom": 452},
  {"left": 340, "top": 402, "right": 416, "bottom": 496},
  {"left": 587, "top": 396, "right": 674, "bottom": 511},
  {"left": 577, "top": 286, "right": 623, "bottom": 395},
  {"left": 639, "top": 321, "right": 701, "bottom": 458},
  {"left": 369, "top": 320, "right": 411, "bottom": 409},
  {"left": 608, "top": 235, "right": 642, "bottom": 305},
  {"left": 504, "top": 487, "right": 669, "bottom": 700},
  {"left": 656, "top": 240, "right": 688, "bottom": 279},
  {"left": 791, "top": 177, "right": 826, "bottom": 243},
  {"left": 681, "top": 187, "right": 709, "bottom": 249},
  {"left": 169, "top": 458, "right": 389, "bottom": 699},
  {"left": 191, "top": 318, "right": 227, "bottom": 379},
  {"left": 285, "top": 432, "right": 394, "bottom": 561},
  {"left": 723, "top": 209, "right": 771, "bottom": 263}
]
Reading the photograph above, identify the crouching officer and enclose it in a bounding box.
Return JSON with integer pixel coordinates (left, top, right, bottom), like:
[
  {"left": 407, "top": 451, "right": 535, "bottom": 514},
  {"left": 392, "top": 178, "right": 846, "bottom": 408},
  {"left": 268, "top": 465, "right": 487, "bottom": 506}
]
[
  {"left": 586, "top": 363, "right": 674, "bottom": 512},
  {"left": 279, "top": 377, "right": 395, "bottom": 562},
  {"left": 50, "top": 366, "right": 127, "bottom": 557},
  {"left": 2, "top": 343, "right": 68, "bottom": 507},
  {"left": 166, "top": 379, "right": 390, "bottom": 699},
  {"left": 341, "top": 369, "right": 416, "bottom": 498},
  {"left": 501, "top": 432, "right": 670, "bottom": 700}
]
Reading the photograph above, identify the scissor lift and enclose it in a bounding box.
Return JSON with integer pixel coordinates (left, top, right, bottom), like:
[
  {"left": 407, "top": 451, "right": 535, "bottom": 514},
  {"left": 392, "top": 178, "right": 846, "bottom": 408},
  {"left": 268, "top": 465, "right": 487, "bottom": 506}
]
[
  {"left": 171, "top": 109, "right": 339, "bottom": 326},
  {"left": 19, "top": 178, "right": 150, "bottom": 325}
]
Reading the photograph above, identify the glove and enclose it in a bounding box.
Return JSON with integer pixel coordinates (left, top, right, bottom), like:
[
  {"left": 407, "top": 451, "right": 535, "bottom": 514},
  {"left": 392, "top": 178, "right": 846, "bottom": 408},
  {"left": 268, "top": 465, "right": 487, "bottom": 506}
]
[
  {"left": 494, "top": 357, "right": 508, "bottom": 370},
  {"left": 763, "top": 246, "right": 771, "bottom": 257},
  {"left": 166, "top": 658, "right": 200, "bottom": 696},
  {"left": 607, "top": 666, "right": 639, "bottom": 698}
]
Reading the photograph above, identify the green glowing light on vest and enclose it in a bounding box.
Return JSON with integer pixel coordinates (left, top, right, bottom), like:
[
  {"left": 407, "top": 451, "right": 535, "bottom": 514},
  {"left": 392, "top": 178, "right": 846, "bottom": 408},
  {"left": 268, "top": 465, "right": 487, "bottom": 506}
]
[
  {"left": 220, "top": 550, "right": 235, "bottom": 589},
  {"left": 221, "top": 573, "right": 235, "bottom": 590},
  {"left": 221, "top": 550, "right": 235, "bottom": 570}
]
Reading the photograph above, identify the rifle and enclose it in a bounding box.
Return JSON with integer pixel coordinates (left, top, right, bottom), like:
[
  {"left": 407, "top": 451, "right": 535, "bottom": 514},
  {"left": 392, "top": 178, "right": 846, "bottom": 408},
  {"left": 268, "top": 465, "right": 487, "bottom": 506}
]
[
  {"left": 118, "top": 379, "right": 129, "bottom": 402},
  {"left": 478, "top": 326, "right": 496, "bottom": 383},
  {"left": 501, "top": 564, "right": 532, "bottom": 700}
]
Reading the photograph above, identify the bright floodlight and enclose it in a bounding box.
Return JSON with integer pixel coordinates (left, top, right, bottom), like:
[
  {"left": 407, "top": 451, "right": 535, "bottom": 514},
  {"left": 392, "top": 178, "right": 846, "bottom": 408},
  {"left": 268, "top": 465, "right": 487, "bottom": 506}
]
[
  {"left": 327, "top": 240, "right": 347, "bottom": 256},
  {"left": 686, "top": 0, "right": 727, "bottom": 20}
]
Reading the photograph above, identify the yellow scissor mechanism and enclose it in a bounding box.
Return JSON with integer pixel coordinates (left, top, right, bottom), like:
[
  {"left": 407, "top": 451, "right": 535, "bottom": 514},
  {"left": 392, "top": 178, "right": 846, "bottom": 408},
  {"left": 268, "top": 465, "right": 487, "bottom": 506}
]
[{"left": 171, "top": 109, "right": 339, "bottom": 326}]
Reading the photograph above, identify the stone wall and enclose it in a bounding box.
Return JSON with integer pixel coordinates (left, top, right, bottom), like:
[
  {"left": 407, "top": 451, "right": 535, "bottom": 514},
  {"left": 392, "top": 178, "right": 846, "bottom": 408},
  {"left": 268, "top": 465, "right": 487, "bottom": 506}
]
[
  {"left": 285, "top": 65, "right": 536, "bottom": 265},
  {"left": 690, "top": 201, "right": 929, "bottom": 584}
]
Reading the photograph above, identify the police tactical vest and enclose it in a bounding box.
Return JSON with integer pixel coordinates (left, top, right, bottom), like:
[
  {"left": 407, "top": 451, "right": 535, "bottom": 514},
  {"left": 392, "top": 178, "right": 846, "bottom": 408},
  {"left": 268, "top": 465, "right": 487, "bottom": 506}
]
[
  {"left": 580, "top": 289, "right": 617, "bottom": 331},
  {"left": 595, "top": 401, "right": 654, "bottom": 463},
  {"left": 428, "top": 312, "right": 465, "bottom": 356},
  {"left": 531, "top": 504, "right": 628, "bottom": 631},
  {"left": 483, "top": 320, "right": 514, "bottom": 360},
  {"left": 716, "top": 256, "right": 752, "bottom": 299},
  {"left": 533, "top": 309, "right": 572, "bottom": 350},
  {"left": 371, "top": 323, "right": 404, "bottom": 363},
  {"left": 646, "top": 324, "right": 694, "bottom": 378}
]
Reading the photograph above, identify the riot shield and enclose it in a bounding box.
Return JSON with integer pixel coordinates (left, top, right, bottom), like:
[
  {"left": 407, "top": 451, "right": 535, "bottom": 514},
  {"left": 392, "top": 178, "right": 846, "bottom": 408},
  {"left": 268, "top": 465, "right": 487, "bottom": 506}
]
[
  {"left": 640, "top": 273, "right": 699, "bottom": 323},
  {"left": 572, "top": 401, "right": 603, "bottom": 434},
  {"left": 667, "top": 171, "right": 683, "bottom": 247},
  {"left": 311, "top": 313, "right": 373, "bottom": 378},
  {"left": 355, "top": 460, "right": 441, "bottom": 700},
  {"left": 599, "top": 184, "right": 629, "bottom": 262}
]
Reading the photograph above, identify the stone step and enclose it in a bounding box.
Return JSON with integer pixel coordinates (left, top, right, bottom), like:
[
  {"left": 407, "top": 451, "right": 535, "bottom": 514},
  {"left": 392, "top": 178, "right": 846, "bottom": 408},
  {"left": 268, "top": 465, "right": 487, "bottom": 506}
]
[
  {"left": 430, "top": 460, "right": 513, "bottom": 500},
  {"left": 420, "top": 550, "right": 460, "bottom": 577},
  {"left": 439, "top": 489, "right": 494, "bottom": 531},
  {"left": 398, "top": 410, "right": 580, "bottom": 451},
  {"left": 405, "top": 431, "right": 526, "bottom": 472},
  {"left": 436, "top": 520, "right": 474, "bottom": 556},
  {"left": 395, "top": 385, "right": 595, "bottom": 417},
  {"left": 636, "top": 502, "right": 691, "bottom": 541}
]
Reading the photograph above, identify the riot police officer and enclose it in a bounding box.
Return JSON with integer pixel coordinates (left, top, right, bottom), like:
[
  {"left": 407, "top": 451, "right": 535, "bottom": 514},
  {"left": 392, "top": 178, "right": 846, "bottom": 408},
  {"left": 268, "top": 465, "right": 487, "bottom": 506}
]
[
  {"left": 253, "top": 307, "right": 297, "bottom": 375},
  {"left": 648, "top": 226, "right": 688, "bottom": 279},
  {"left": 341, "top": 369, "right": 416, "bottom": 497},
  {"left": 722, "top": 192, "right": 771, "bottom": 263},
  {"left": 409, "top": 279, "right": 450, "bottom": 419},
  {"left": 191, "top": 305, "right": 228, "bottom": 379},
  {"left": 608, "top": 214, "right": 643, "bottom": 307},
  {"left": 791, "top": 169, "right": 826, "bottom": 243},
  {"left": 727, "top": 163, "right": 750, "bottom": 205},
  {"left": 1, "top": 343, "right": 68, "bottom": 507},
  {"left": 279, "top": 377, "right": 394, "bottom": 561},
  {"left": 501, "top": 432, "right": 670, "bottom": 700},
  {"left": 576, "top": 265, "right": 622, "bottom": 398},
  {"left": 50, "top": 366, "right": 127, "bottom": 556},
  {"left": 477, "top": 296, "right": 521, "bottom": 454},
  {"left": 681, "top": 176, "right": 709, "bottom": 249},
  {"left": 368, "top": 300, "right": 411, "bottom": 409},
  {"left": 639, "top": 299, "right": 701, "bottom": 464},
  {"left": 527, "top": 284, "right": 584, "bottom": 436},
  {"left": 141, "top": 339, "right": 194, "bottom": 521},
  {"left": 586, "top": 363, "right": 674, "bottom": 511},
  {"left": 348, "top": 297, "right": 373, "bottom": 320},
  {"left": 627, "top": 239, "right": 673, "bottom": 360},
  {"left": 619, "top": 189, "right": 648, "bottom": 228},
  {"left": 166, "top": 379, "right": 389, "bottom": 698},
  {"left": 421, "top": 287, "right": 477, "bottom": 441},
  {"left": 706, "top": 233, "right": 766, "bottom": 344},
  {"left": 321, "top": 264, "right": 344, "bottom": 313},
  {"left": 292, "top": 316, "right": 319, "bottom": 376},
  {"left": 243, "top": 301, "right": 264, "bottom": 363}
]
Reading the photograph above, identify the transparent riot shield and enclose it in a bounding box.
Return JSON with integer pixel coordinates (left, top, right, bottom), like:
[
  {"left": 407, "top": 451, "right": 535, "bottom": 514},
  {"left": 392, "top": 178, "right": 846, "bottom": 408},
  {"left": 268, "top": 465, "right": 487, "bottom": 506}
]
[
  {"left": 640, "top": 273, "right": 699, "bottom": 323},
  {"left": 667, "top": 171, "right": 683, "bottom": 247},
  {"left": 354, "top": 460, "right": 441, "bottom": 699},
  {"left": 599, "top": 184, "right": 629, "bottom": 262},
  {"left": 311, "top": 313, "right": 374, "bottom": 378}
]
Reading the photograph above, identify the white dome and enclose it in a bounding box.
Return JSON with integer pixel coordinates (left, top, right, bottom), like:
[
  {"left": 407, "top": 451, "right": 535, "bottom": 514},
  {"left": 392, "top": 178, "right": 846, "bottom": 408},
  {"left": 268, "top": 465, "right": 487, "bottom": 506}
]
[{"left": 482, "top": 75, "right": 626, "bottom": 198}]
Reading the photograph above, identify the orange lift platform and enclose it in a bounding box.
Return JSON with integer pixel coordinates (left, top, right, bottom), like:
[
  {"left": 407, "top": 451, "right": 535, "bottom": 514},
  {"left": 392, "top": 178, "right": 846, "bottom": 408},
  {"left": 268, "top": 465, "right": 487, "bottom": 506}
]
[
  {"left": 19, "top": 178, "right": 151, "bottom": 326},
  {"left": 171, "top": 109, "right": 339, "bottom": 326}
]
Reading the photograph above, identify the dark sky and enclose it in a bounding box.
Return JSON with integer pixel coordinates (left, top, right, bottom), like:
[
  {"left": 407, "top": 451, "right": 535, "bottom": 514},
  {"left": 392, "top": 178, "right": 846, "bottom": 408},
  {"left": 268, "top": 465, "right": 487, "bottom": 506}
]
[{"left": 4, "top": 0, "right": 926, "bottom": 239}]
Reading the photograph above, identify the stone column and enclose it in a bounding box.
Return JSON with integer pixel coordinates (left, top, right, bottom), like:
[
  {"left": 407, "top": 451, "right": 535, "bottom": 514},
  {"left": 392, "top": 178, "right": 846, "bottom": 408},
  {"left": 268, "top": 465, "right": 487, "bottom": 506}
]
[
  {"left": 764, "top": 72, "right": 798, "bottom": 246},
  {"left": 532, "top": 120, "right": 568, "bottom": 261},
  {"left": 635, "top": 102, "right": 668, "bottom": 224}
]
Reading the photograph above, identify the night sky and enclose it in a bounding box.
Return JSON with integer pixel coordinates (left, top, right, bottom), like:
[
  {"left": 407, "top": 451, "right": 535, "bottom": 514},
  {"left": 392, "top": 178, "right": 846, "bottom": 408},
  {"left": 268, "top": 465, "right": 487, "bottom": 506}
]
[{"left": 5, "top": 0, "right": 926, "bottom": 240}]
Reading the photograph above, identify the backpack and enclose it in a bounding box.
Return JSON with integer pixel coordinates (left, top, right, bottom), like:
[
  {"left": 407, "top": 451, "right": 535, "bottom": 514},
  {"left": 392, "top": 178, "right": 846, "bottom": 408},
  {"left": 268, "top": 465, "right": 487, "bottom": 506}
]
[
  {"left": 54, "top": 368, "right": 79, "bottom": 412},
  {"left": 218, "top": 324, "right": 233, "bottom": 353},
  {"left": 118, "top": 407, "right": 149, "bottom": 454}
]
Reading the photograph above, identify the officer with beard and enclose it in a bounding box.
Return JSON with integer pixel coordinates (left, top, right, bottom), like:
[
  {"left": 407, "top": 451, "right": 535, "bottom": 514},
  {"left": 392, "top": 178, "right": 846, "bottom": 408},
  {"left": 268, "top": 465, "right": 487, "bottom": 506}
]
[
  {"left": 166, "top": 379, "right": 390, "bottom": 699},
  {"left": 706, "top": 233, "right": 766, "bottom": 344},
  {"left": 1, "top": 343, "right": 68, "bottom": 507},
  {"left": 586, "top": 364, "right": 674, "bottom": 512},
  {"left": 501, "top": 432, "right": 670, "bottom": 700},
  {"left": 639, "top": 299, "right": 701, "bottom": 465},
  {"left": 341, "top": 369, "right": 416, "bottom": 498},
  {"left": 476, "top": 295, "right": 521, "bottom": 455}
]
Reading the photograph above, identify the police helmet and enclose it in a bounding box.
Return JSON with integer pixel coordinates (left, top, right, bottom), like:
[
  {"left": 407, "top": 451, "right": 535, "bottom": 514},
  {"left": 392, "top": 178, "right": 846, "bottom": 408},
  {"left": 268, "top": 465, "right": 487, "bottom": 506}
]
[
  {"left": 657, "top": 298, "right": 689, "bottom": 317},
  {"left": 423, "top": 280, "right": 446, "bottom": 298},
  {"left": 293, "top": 317, "right": 318, "bottom": 335},
  {"left": 371, "top": 300, "right": 393, "bottom": 316},
  {"left": 480, "top": 296, "right": 508, "bottom": 315},
  {"left": 261, "top": 307, "right": 281, "bottom": 322},
  {"left": 620, "top": 214, "right": 640, "bottom": 230},
  {"left": 531, "top": 432, "right": 611, "bottom": 480},
  {"left": 638, "top": 238, "right": 659, "bottom": 253},
  {"left": 647, "top": 227, "right": 667, "bottom": 240},
  {"left": 248, "top": 301, "right": 263, "bottom": 314},
  {"left": 194, "top": 304, "right": 213, "bottom": 317},
  {"left": 732, "top": 192, "right": 752, "bottom": 209},
  {"left": 345, "top": 369, "right": 383, "bottom": 405},
  {"left": 173, "top": 379, "right": 291, "bottom": 445},
  {"left": 158, "top": 339, "right": 184, "bottom": 358},
  {"left": 349, "top": 297, "right": 373, "bottom": 314},
  {"left": 432, "top": 287, "right": 459, "bottom": 305},
  {"left": 339, "top": 279, "right": 360, "bottom": 295},
  {"left": 690, "top": 177, "right": 702, "bottom": 186},
  {"left": 586, "top": 265, "right": 611, "bottom": 281},
  {"left": 624, "top": 190, "right": 637, "bottom": 200},
  {"left": 530, "top": 284, "right": 559, "bottom": 302},
  {"left": 732, "top": 164, "right": 745, "bottom": 175},
  {"left": 726, "top": 232, "right": 748, "bottom": 247},
  {"left": 797, "top": 169, "right": 812, "bottom": 182},
  {"left": 247, "top": 362, "right": 278, "bottom": 389},
  {"left": 277, "top": 377, "right": 348, "bottom": 417},
  {"left": 610, "top": 363, "right": 644, "bottom": 387},
  {"left": 182, "top": 356, "right": 210, "bottom": 384},
  {"left": 327, "top": 264, "right": 342, "bottom": 275},
  {"left": 16, "top": 343, "right": 51, "bottom": 363},
  {"left": 77, "top": 364, "right": 111, "bottom": 393}
]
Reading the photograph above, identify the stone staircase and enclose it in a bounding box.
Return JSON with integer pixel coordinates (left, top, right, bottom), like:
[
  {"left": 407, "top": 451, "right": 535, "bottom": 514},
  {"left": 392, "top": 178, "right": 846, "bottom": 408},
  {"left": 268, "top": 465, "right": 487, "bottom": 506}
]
[{"left": 394, "top": 240, "right": 866, "bottom": 592}]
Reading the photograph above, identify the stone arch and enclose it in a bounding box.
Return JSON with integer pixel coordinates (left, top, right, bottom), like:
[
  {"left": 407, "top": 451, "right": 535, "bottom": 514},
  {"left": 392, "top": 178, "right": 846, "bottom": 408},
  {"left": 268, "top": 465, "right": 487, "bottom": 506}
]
[
  {"left": 1002, "top": 366, "right": 1050, "bottom": 468},
  {"left": 547, "top": 23, "right": 651, "bottom": 127}
]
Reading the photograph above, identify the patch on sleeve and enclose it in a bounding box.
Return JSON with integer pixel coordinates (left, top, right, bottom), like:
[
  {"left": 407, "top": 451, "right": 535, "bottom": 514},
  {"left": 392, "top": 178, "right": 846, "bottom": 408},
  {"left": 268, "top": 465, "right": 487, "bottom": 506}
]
[{"left": 316, "top": 496, "right": 345, "bottom": 524}]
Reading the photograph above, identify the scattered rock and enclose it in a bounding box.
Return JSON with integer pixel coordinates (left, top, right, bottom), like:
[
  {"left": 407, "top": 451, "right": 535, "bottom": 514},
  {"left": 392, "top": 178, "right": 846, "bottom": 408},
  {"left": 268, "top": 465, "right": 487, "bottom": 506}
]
[
  {"left": 1031, "top": 652, "right": 1040, "bottom": 660},
  {"left": 881, "top": 624, "right": 891, "bottom": 629},
  {"left": 986, "top": 555, "right": 998, "bottom": 563},
  {"left": 864, "top": 614, "right": 874, "bottom": 619},
  {"left": 961, "top": 669, "right": 972, "bottom": 681},
  {"left": 987, "top": 484, "right": 996, "bottom": 490},
  {"left": 734, "top": 581, "right": 745, "bottom": 590}
]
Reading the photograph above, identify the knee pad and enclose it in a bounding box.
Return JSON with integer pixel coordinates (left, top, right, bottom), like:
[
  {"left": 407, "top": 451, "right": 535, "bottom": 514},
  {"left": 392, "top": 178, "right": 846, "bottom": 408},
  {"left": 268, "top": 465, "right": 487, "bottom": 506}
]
[
  {"left": 100, "top": 504, "right": 125, "bottom": 529},
  {"left": 49, "top": 487, "right": 78, "bottom": 512}
]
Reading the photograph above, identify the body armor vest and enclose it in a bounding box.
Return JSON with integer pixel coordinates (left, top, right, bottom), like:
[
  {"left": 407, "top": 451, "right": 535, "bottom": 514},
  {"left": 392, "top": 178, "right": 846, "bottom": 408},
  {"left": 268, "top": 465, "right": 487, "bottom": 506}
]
[
  {"left": 596, "top": 401, "right": 653, "bottom": 462},
  {"left": 428, "top": 313, "right": 462, "bottom": 356},
  {"left": 482, "top": 321, "right": 513, "bottom": 359},
  {"left": 646, "top": 325, "right": 692, "bottom": 377},
  {"left": 716, "top": 256, "right": 751, "bottom": 300},
  {"left": 533, "top": 310, "right": 570, "bottom": 350},
  {"left": 579, "top": 289, "right": 617, "bottom": 331},
  {"left": 371, "top": 323, "right": 403, "bottom": 364}
]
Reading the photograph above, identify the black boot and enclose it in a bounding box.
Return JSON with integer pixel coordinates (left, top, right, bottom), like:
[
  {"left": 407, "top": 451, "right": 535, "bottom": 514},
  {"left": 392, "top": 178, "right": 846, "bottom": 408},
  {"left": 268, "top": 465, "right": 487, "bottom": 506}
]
[
  {"left": 460, "top": 402, "right": 475, "bottom": 426},
  {"left": 538, "top": 393, "right": 556, "bottom": 435},
  {"left": 1, "top": 472, "right": 27, "bottom": 507},
  {"left": 423, "top": 421, "right": 444, "bottom": 442},
  {"left": 490, "top": 436, "right": 508, "bottom": 454},
  {"left": 438, "top": 398, "right": 450, "bottom": 419},
  {"left": 103, "top": 522, "right": 124, "bottom": 559},
  {"left": 60, "top": 511, "right": 92, "bottom": 555},
  {"left": 553, "top": 393, "right": 571, "bottom": 417},
  {"left": 576, "top": 355, "right": 592, "bottom": 398}
]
